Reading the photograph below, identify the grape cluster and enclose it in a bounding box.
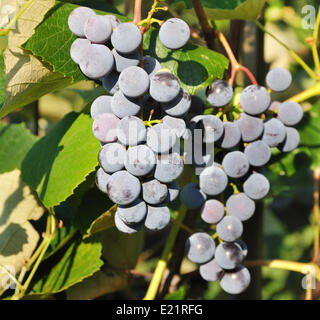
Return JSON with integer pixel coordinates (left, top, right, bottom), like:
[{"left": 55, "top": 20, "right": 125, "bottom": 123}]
[
  {"left": 68, "top": 7, "right": 191, "bottom": 234},
  {"left": 183, "top": 67, "right": 302, "bottom": 294}
]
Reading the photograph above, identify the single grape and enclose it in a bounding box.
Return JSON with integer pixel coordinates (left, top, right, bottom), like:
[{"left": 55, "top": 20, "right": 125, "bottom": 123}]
[
  {"left": 117, "top": 198, "right": 147, "bottom": 225},
  {"left": 143, "top": 56, "right": 161, "bottom": 78},
  {"left": 112, "top": 48, "right": 140, "bottom": 73},
  {"left": 278, "top": 127, "right": 300, "bottom": 152},
  {"left": 70, "top": 38, "right": 91, "bottom": 64},
  {"left": 215, "top": 242, "right": 244, "bottom": 270},
  {"left": 278, "top": 101, "right": 303, "bottom": 126},
  {"left": 201, "top": 199, "right": 225, "bottom": 224},
  {"left": 240, "top": 85, "right": 271, "bottom": 115},
  {"left": 206, "top": 80, "right": 234, "bottom": 107},
  {"left": 165, "top": 180, "right": 180, "bottom": 202},
  {"left": 199, "top": 166, "right": 228, "bottom": 196},
  {"left": 90, "top": 95, "right": 113, "bottom": 119},
  {"left": 149, "top": 72, "right": 180, "bottom": 103},
  {"left": 154, "top": 152, "right": 184, "bottom": 183},
  {"left": 216, "top": 216, "right": 243, "bottom": 242},
  {"left": 162, "top": 116, "right": 186, "bottom": 138},
  {"left": 266, "top": 68, "right": 292, "bottom": 92},
  {"left": 102, "top": 70, "right": 120, "bottom": 95},
  {"left": 199, "top": 259, "right": 224, "bottom": 282},
  {"left": 162, "top": 88, "right": 191, "bottom": 118},
  {"left": 146, "top": 123, "right": 177, "bottom": 154},
  {"left": 235, "top": 240, "right": 248, "bottom": 258},
  {"left": 222, "top": 151, "right": 250, "bottom": 178},
  {"left": 142, "top": 179, "right": 168, "bottom": 205},
  {"left": 105, "top": 15, "right": 121, "bottom": 29},
  {"left": 185, "top": 232, "right": 216, "bottom": 264},
  {"left": 144, "top": 204, "right": 171, "bottom": 231},
  {"left": 262, "top": 118, "right": 286, "bottom": 147},
  {"left": 243, "top": 172, "right": 270, "bottom": 200},
  {"left": 68, "top": 7, "right": 96, "bottom": 37},
  {"left": 116, "top": 116, "right": 146, "bottom": 146},
  {"left": 180, "top": 183, "right": 207, "bottom": 209},
  {"left": 111, "top": 22, "right": 142, "bottom": 54},
  {"left": 107, "top": 170, "right": 141, "bottom": 205},
  {"left": 79, "top": 44, "right": 114, "bottom": 79},
  {"left": 95, "top": 167, "right": 110, "bottom": 193},
  {"left": 269, "top": 101, "right": 281, "bottom": 112},
  {"left": 111, "top": 90, "right": 141, "bottom": 119},
  {"left": 218, "top": 121, "right": 241, "bottom": 149},
  {"left": 236, "top": 113, "right": 264, "bottom": 142},
  {"left": 159, "top": 18, "right": 190, "bottom": 50},
  {"left": 98, "top": 142, "right": 126, "bottom": 173},
  {"left": 220, "top": 266, "right": 251, "bottom": 295},
  {"left": 192, "top": 115, "right": 224, "bottom": 143},
  {"left": 84, "top": 15, "right": 112, "bottom": 43},
  {"left": 118, "top": 66, "right": 150, "bottom": 98},
  {"left": 226, "top": 193, "right": 256, "bottom": 221},
  {"left": 114, "top": 211, "right": 142, "bottom": 234},
  {"left": 244, "top": 140, "right": 271, "bottom": 167},
  {"left": 124, "top": 145, "right": 156, "bottom": 176},
  {"left": 92, "top": 112, "right": 119, "bottom": 143}
]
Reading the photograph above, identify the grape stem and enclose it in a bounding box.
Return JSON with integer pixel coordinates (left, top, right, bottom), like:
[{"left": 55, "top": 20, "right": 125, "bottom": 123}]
[
  {"left": 287, "top": 82, "right": 320, "bottom": 103},
  {"left": 312, "top": 168, "right": 320, "bottom": 264},
  {"left": 170, "top": 217, "right": 193, "bottom": 234},
  {"left": 132, "top": 0, "right": 142, "bottom": 24},
  {"left": 215, "top": 30, "right": 258, "bottom": 86},
  {"left": 312, "top": 9, "right": 320, "bottom": 76}
]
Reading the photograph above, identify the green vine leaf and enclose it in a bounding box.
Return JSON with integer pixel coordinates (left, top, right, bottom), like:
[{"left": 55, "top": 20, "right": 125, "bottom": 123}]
[
  {"left": 143, "top": 27, "right": 229, "bottom": 94},
  {"left": 21, "top": 112, "right": 100, "bottom": 208}
]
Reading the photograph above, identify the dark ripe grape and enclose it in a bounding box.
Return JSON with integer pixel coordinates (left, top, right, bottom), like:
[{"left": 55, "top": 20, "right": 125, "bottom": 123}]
[
  {"left": 240, "top": 85, "right": 271, "bottom": 115},
  {"left": 90, "top": 95, "right": 112, "bottom": 119},
  {"left": 95, "top": 167, "right": 110, "bottom": 193},
  {"left": 269, "top": 101, "right": 281, "bottom": 112},
  {"left": 102, "top": 70, "right": 120, "bottom": 95},
  {"left": 235, "top": 240, "right": 248, "bottom": 258},
  {"left": 226, "top": 193, "right": 256, "bottom": 221},
  {"left": 236, "top": 113, "right": 264, "bottom": 142},
  {"left": 185, "top": 232, "right": 216, "bottom": 264},
  {"left": 243, "top": 172, "right": 270, "bottom": 200},
  {"left": 215, "top": 242, "right": 244, "bottom": 270},
  {"left": 155, "top": 152, "right": 184, "bottom": 183},
  {"left": 112, "top": 48, "right": 140, "bottom": 73},
  {"left": 266, "top": 67, "right": 292, "bottom": 92},
  {"left": 206, "top": 80, "right": 234, "bottom": 107},
  {"left": 244, "top": 140, "right": 271, "bottom": 167},
  {"left": 144, "top": 204, "right": 171, "bottom": 231},
  {"left": 84, "top": 15, "right": 112, "bottom": 43},
  {"left": 159, "top": 18, "right": 190, "bottom": 49},
  {"left": 111, "top": 90, "right": 141, "bottom": 119},
  {"left": 106, "top": 15, "right": 121, "bottom": 29},
  {"left": 146, "top": 123, "right": 177, "bottom": 154},
  {"left": 192, "top": 115, "right": 224, "bottom": 143},
  {"left": 165, "top": 180, "right": 180, "bottom": 202},
  {"left": 220, "top": 266, "right": 251, "bottom": 294},
  {"left": 107, "top": 170, "right": 141, "bottom": 205},
  {"left": 111, "top": 22, "right": 142, "bottom": 54},
  {"left": 116, "top": 116, "right": 146, "bottom": 146},
  {"left": 117, "top": 198, "right": 147, "bottom": 225},
  {"left": 278, "top": 127, "right": 300, "bottom": 152},
  {"left": 278, "top": 101, "right": 303, "bottom": 126},
  {"left": 199, "top": 259, "right": 224, "bottom": 282},
  {"left": 124, "top": 145, "right": 156, "bottom": 176},
  {"left": 222, "top": 151, "right": 250, "bottom": 178},
  {"left": 162, "top": 116, "right": 186, "bottom": 138},
  {"left": 142, "top": 179, "right": 168, "bottom": 205},
  {"left": 118, "top": 66, "right": 150, "bottom": 98},
  {"left": 199, "top": 166, "right": 228, "bottom": 196},
  {"left": 92, "top": 112, "right": 119, "bottom": 143},
  {"left": 162, "top": 88, "right": 191, "bottom": 118},
  {"left": 201, "top": 199, "right": 225, "bottom": 224},
  {"left": 143, "top": 56, "right": 161, "bottom": 78},
  {"left": 218, "top": 121, "right": 241, "bottom": 149},
  {"left": 98, "top": 142, "right": 126, "bottom": 173},
  {"left": 79, "top": 44, "right": 114, "bottom": 79},
  {"left": 180, "top": 183, "right": 207, "bottom": 209},
  {"left": 216, "top": 216, "right": 243, "bottom": 242},
  {"left": 70, "top": 38, "right": 91, "bottom": 64},
  {"left": 68, "top": 7, "right": 96, "bottom": 37},
  {"left": 262, "top": 118, "right": 286, "bottom": 147},
  {"left": 149, "top": 72, "right": 181, "bottom": 103},
  {"left": 114, "top": 211, "right": 143, "bottom": 234}
]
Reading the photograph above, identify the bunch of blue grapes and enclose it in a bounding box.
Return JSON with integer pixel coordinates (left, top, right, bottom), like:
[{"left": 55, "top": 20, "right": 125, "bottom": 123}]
[
  {"left": 68, "top": 7, "right": 191, "bottom": 234},
  {"left": 183, "top": 67, "right": 302, "bottom": 294}
]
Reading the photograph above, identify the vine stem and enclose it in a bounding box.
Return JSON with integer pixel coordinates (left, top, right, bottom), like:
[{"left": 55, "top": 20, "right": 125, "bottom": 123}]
[
  {"left": 143, "top": 208, "right": 188, "bottom": 300},
  {"left": 312, "top": 168, "right": 320, "bottom": 264},
  {"left": 312, "top": 9, "right": 320, "bottom": 76},
  {"left": 132, "top": 0, "right": 142, "bottom": 24},
  {"left": 255, "top": 20, "right": 320, "bottom": 81},
  {"left": 287, "top": 82, "right": 320, "bottom": 103}
]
